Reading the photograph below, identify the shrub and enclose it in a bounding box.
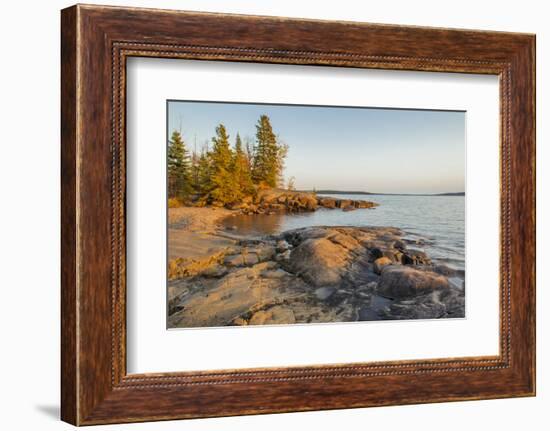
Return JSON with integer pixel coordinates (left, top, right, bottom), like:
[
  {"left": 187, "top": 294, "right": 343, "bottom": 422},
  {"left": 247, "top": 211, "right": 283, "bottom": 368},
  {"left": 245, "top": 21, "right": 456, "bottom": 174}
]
[{"left": 168, "top": 198, "right": 182, "bottom": 208}]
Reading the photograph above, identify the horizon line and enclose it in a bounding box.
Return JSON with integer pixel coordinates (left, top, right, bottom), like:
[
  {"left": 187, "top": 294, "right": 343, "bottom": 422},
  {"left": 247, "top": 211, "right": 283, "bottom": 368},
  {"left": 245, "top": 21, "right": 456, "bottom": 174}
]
[{"left": 301, "top": 189, "right": 465, "bottom": 196}]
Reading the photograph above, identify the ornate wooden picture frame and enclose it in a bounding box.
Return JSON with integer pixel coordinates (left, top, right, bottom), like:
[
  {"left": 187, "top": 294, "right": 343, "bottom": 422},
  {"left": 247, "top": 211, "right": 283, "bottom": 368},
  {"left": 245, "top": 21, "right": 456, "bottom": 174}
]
[{"left": 61, "top": 4, "right": 535, "bottom": 425}]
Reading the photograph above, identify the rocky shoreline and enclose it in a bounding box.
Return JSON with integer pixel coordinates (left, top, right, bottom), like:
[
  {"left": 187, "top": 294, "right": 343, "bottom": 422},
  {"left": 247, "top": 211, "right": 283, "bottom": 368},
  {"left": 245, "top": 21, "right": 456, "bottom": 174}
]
[
  {"left": 167, "top": 209, "right": 465, "bottom": 328},
  {"left": 225, "top": 188, "right": 378, "bottom": 215}
]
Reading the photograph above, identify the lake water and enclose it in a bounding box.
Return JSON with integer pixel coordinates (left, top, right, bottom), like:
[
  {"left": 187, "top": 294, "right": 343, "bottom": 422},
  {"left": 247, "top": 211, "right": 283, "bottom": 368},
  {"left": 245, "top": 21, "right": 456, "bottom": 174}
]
[{"left": 222, "top": 194, "right": 465, "bottom": 271}]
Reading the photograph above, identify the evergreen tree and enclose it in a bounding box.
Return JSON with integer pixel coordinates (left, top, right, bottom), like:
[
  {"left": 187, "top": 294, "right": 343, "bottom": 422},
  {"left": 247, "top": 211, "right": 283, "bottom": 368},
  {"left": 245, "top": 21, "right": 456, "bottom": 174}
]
[
  {"left": 232, "top": 133, "right": 254, "bottom": 198},
  {"left": 167, "top": 130, "right": 192, "bottom": 200},
  {"left": 196, "top": 149, "right": 212, "bottom": 198},
  {"left": 252, "top": 115, "right": 286, "bottom": 188},
  {"left": 209, "top": 124, "right": 237, "bottom": 205}
]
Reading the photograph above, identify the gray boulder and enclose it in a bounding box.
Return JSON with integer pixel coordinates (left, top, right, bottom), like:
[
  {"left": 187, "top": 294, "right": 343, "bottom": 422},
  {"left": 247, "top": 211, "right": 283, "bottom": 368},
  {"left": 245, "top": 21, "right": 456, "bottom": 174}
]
[{"left": 378, "top": 266, "right": 449, "bottom": 298}]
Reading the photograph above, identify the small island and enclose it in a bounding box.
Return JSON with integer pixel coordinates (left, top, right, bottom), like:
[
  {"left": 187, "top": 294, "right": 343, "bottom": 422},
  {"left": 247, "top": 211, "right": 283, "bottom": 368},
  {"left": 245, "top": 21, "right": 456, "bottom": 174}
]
[{"left": 166, "top": 111, "right": 465, "bottom": 328}]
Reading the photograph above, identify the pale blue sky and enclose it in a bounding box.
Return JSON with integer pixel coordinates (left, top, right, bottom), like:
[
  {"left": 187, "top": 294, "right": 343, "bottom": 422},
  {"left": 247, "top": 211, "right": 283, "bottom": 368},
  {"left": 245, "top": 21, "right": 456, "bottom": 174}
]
[{"left": 168, "top": 100, "right": 465, "bottom": 194}]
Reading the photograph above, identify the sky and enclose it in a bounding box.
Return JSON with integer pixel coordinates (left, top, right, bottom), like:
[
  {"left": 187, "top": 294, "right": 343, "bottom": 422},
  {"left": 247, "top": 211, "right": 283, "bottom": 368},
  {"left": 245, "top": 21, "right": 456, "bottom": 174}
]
[{"left": 167, "top": 100, "right": 465, "bottom": 194}]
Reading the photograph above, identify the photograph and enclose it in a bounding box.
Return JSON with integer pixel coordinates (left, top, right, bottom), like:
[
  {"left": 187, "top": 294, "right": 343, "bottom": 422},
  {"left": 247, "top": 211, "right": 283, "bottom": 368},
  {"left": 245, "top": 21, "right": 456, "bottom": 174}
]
[
  {"left": 49, "top": 2, "right": 537, "bottom": 426},
  {"left": 166, "top": 101, "right": 466, "bottom": 328}
]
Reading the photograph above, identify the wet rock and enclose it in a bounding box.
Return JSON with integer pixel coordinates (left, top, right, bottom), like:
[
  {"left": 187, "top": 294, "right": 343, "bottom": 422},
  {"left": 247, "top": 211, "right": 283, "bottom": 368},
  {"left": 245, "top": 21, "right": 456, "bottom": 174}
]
[{"left": 378, "top": 266, "right": 449, "bottom": 299}]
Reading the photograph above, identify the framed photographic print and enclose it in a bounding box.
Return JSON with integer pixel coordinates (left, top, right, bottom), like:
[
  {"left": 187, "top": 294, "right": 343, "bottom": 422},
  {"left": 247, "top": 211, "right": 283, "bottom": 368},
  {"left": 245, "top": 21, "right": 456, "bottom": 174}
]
[{"left": 61, "top": 4, "right": 536, "bottom": 425}]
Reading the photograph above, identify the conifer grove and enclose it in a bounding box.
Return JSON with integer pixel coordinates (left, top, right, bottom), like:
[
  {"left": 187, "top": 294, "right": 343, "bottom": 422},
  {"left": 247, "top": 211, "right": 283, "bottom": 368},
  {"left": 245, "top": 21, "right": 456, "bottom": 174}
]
[{"left": 167, "top": 115, "right": 288, "bottom": 206}]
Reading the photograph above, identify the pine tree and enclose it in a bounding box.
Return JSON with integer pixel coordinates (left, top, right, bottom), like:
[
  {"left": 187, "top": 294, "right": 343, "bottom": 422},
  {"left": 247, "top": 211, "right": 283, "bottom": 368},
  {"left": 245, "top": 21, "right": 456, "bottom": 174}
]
[
  {"left": 252, "top": 115, "right": 286, "bottom": 188},
  {"left": 232, "top": 133, "right": 254, "bottom": 198},
  {"left": 196, "top": 149, "right": 212, "bottom": 199},
  {"left": 167, "top": 130, "right": 192, "bottom": 200},
  {"left": 209, "top": 124, "right": 237, "bottom": 205}
]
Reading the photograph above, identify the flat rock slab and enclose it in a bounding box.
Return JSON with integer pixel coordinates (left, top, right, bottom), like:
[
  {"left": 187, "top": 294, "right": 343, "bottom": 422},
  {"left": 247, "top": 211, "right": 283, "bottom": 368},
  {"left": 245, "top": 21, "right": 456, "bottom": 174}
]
[
  {"left": 168, "top": 262, "right": 305, "bottom": 328},
  {"left": 169, "top": 229, "right": 236, "bottom": 260}
]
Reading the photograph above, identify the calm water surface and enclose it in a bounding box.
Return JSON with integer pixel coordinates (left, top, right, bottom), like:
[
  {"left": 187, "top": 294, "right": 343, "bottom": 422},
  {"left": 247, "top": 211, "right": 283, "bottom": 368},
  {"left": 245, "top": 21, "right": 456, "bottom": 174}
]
[{"left": 222, "top": 194, "right": 465, "bottom": 271}]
